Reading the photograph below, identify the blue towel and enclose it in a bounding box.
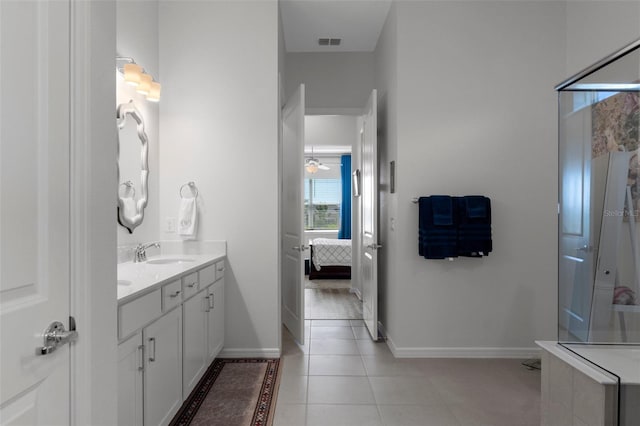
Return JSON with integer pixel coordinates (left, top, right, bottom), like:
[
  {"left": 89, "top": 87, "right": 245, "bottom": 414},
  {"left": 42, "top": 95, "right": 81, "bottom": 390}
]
[
  {"left": 418, "top": 197, "right": 458, "bottom": 259},
  {"left": 458, "top": 196, "right": 492, "bottom": 257},
  {"left": 432, "top": 195, "right": 453, "bottom": 225},
  {"left": 465, "top": 196, "right": 488, "bottom": 218}
]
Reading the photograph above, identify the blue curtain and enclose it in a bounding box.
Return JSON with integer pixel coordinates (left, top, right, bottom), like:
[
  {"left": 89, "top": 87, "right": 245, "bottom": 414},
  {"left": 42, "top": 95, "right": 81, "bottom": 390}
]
[{"left": 338, "top": 154, "right": 352, "bottom": 239}]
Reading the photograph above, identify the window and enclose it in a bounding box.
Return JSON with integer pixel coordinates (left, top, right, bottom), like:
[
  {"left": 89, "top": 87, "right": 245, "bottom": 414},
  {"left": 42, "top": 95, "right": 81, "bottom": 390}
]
[
  {"left": 304, "top": 178, "right": 341, "bottom": 230},
  {"left": 572, "top": 91, "right": 618, "bottom": 112}
]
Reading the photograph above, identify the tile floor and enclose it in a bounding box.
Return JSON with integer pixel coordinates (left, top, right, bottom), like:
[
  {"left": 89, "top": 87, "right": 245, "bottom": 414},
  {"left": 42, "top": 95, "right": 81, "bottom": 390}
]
[
  {"left": 274, "top": 320, "right": 541, "bottom": 426},
  {"left": 304, "top": 279, "right": 363, "bottom": 320}
]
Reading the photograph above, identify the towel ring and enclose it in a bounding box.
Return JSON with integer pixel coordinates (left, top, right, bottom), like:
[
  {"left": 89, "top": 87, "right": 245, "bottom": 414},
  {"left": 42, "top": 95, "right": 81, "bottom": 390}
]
[
  {"left": 119, "top": 181, "right": 135, "bottom": 198},
  {"left": 180, "top": 181, "right": 198, "bottom": 199}
]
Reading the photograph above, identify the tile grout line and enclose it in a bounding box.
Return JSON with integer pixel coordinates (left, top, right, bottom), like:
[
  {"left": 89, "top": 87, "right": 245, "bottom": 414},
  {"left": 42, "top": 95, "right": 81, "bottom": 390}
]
[{"left": 362, "top": 348, "right": 386, "bottom": 425}]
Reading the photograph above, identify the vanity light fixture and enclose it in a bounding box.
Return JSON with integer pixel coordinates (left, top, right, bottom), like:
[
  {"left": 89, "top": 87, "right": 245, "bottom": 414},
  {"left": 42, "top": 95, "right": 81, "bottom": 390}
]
[
  {"left": 123, "top": 63, "right": 142, "bottom": 86},
  {"left": 136, "top": 73, "right": 152, "bottom": 95},
  {"left": 146, "top": 81, "right": 162, "bottom": 102},
  {"left": 116, "top": 56, "right": 161, "bottom": 102}
]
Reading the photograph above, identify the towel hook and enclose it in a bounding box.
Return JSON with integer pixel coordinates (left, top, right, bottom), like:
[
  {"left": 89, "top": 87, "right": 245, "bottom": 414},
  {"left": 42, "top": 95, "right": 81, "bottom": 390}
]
[
  {"left": 119, "top": 181, "right": 135, "bottom": 198},
  {"left": 179, "top": 181, "right": 198, "bottom": 199}
]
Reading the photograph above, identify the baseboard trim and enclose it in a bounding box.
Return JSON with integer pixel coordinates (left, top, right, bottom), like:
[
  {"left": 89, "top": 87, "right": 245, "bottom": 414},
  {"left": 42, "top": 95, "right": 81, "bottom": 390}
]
[
  {"left": 386, "top": 335, "right": 541, "bottom": 359},
  {"left": 218, "top": 348, "right": 281, "bottom": 358},
  {"left": 350, "top": 287, "right": 362, "bottom": 300}
]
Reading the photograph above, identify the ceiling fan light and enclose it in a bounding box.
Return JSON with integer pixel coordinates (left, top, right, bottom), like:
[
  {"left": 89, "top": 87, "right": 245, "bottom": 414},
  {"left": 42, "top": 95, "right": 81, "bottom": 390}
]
[{"left": 306, "top": 162, "right": 319, "bottom": 173}]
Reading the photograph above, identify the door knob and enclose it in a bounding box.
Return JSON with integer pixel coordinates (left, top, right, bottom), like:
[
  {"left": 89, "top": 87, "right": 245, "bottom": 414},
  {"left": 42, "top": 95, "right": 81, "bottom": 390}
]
[{"left": 37, "top": 321, "right": 78, "bottom": 356}]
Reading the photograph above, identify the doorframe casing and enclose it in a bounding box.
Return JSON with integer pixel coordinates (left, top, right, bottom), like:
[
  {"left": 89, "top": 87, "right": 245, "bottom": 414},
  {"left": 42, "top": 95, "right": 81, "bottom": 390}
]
[{"left": 69, "top": 1, "right": 118, "bottom": 424}]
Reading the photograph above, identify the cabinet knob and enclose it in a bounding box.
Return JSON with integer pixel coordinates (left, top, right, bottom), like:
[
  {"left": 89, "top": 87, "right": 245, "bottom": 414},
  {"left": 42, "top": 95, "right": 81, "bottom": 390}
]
[
  {"left": 169, "top": 290, "right": 181, "bottom": 298},
  {"left": 188, "top": 282, "right": 197, "bottom": 288}
]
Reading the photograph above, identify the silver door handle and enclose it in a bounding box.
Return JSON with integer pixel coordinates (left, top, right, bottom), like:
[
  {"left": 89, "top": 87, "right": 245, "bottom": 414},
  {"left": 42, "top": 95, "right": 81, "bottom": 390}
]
[
  {"left": 209, "top": 292, "right": 215, "bottom": 309},
  {"left": 137, "top": 345, "right": 144, "bottom": 371},
  {"left": 148, "top": 337, "right": 156, "bottom": 362},
  {"left": 37, "top": 321, "right": 78, "bottom": 356},
  {"left": 367, "top": 244, "right": 382, "bottom": 250},
  {"left": 204, "top": 295, "right": 211, "bottom": 312},
  {"left": 577, "top": 245, "right": 592, "bottom": 252},
  {"left": 291, "top": 245, "right": 308, "bottom": 252}
]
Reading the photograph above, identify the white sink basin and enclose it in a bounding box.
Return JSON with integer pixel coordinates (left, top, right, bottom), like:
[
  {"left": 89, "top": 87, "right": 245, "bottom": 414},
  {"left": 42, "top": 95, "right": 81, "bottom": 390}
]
[
  {"left": 146, "top": 258, "right": 195, "bottom": 265},
  {"left": 118, "top": 280, "right": 132, "bottom": 286}
]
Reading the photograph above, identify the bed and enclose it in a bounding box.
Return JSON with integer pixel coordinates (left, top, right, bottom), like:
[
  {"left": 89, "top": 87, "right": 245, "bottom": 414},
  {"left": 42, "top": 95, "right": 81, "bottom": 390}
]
[{"left": 309, "top": 238, "right": 352, "bottom": 280}]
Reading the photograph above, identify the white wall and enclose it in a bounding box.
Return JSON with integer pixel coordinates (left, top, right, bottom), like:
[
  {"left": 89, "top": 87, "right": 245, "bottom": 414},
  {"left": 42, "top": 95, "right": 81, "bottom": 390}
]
[
  {"left": 565, "top": 1, "right": 640, "bottom": 77},
  {"left": 159, "top": 0, "right": 280, "bottom": 356},
  {"left": 116, "top": 0, "right": 160, "bottom": 250},
  {"left": 377, "top": 1, "right": 565, "bottom": 356},
  {"left": 72, "top": 1, "right": 118, "bottom": 423},
  {"left": 305, "top": 115, "right": 357, "bottom": 149},
  {"left": 286, "top": 52, "right": 374, "bottom": 113}
]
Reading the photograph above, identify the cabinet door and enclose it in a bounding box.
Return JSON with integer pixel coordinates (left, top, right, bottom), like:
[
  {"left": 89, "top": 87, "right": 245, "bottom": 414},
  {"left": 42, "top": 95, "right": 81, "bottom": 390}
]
[
  {"left": 118, "top": 333, "right": 143, "bottom": 426},
  {"left": 144, "top": 307, "right": 183, "bottom": 426},
  {"left": 183, "top": 290, "right": 208, "bottom": 398},
  {"left": 207, "top": 279, "right": 225, "bottom": 361}
]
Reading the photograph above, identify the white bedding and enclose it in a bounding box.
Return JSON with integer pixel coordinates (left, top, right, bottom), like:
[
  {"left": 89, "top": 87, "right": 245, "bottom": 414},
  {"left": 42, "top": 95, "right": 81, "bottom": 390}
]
[{"left": 311, "top": 238, "right": 352, "bottom": 271}]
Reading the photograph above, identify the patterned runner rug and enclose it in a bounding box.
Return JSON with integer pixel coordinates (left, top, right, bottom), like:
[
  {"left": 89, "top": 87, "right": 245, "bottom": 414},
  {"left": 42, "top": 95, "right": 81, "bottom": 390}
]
[{"left": 169, "top": 358, "right": 281, "bottom": 426}]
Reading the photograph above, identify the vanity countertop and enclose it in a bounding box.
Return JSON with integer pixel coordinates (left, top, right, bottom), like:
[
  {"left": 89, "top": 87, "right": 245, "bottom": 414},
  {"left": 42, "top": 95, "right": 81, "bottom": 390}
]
[{"left": 117, "top": 252, "right": 226, "bottom": 304}]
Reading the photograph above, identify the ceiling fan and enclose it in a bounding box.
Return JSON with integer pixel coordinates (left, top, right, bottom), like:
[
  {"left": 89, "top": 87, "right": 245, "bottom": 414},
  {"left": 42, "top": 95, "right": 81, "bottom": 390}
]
[{"left": 305, "top": 146, "right": 330, "bottom": 173}]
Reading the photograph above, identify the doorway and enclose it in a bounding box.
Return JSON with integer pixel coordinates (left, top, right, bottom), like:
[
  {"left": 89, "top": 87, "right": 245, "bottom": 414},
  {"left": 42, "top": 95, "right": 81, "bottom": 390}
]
[
  {"left": 280, "top": 85, "right": 380, "bottom": 343},
  {"left": 302, "top": 116, "right": 362, "bottom": 320}
]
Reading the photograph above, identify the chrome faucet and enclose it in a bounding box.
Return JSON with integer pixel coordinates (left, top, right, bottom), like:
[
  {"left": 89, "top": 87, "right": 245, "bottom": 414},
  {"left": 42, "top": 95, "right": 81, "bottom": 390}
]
[{"left": 134, "top": 242, "right": 160, "bottom": 263}]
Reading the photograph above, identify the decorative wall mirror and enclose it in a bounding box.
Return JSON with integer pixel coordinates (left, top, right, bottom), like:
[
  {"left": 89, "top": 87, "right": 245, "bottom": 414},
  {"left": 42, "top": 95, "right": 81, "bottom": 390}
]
[{"left": 117, "top": 100, "right": 149, "bottom": 233}]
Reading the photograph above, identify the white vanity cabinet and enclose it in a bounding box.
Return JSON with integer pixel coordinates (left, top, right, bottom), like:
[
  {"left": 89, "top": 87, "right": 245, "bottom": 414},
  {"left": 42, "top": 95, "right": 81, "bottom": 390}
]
[
  {"left": 143, "top": 306, "right": 183, "bottom": 426},
  {"left": 183, "top": 262, "right": 226, "bottom": 398},
  {"left": 118, "top": 333, "right": 144, "bottom": 426},
  {"left": 117, "top": 256, "right": 225, "bottom": 426},
  {"left": 207, "top": 263, "right": 225, "bottom": 360},
  {"left": 182, "top": 289, "right": 209, "bottom": 397}
]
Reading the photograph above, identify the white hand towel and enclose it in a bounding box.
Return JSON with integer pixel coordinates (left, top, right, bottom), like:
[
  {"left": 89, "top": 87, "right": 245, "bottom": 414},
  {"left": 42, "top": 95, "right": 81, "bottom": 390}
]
[
  {"left": 178, "top": 197, "right": 197, "bottom": 239},
  {"left": 122, "top": 197, "right": 137, "bottom": 219}
]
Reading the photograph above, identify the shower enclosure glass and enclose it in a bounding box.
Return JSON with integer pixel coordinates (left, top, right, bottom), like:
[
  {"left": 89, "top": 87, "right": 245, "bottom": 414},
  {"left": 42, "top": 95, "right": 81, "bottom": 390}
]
[
  {"left": 557, "top": 39, "right": 640, "bottom": 426},
  {"left": 558, "top": 40, "right": 640, "bottom": 345}
]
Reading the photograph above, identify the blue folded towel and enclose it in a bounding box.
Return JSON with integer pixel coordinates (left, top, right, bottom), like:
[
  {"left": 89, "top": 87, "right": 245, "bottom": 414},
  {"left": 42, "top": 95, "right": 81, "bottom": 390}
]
[
  {"left": 464, "top": 196, "right": 487, "bottom": 218},
  {"left": 431, "top": 195, "right": 453, "bottom": 226},
  {"left": 418, "top": 196, "right": 458, "bottom": 259}
]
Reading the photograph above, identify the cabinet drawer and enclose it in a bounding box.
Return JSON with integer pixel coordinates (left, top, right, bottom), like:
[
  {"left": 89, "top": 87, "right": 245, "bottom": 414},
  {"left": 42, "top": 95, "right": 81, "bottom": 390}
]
[
  {"left": 182, "top": 272, "right": 200, "bottom": 300},
  {"left": 119, "top": 289, "right": 161, "bottom": 339},
  {"left": 199, "top": 264, "right": 216, "bottom": 288},
  {"left": 162, "top": 280, "right": 182, "bottom": 312},
  {"left": 215, "top": 260, "right": 225, "bottom": 281}
]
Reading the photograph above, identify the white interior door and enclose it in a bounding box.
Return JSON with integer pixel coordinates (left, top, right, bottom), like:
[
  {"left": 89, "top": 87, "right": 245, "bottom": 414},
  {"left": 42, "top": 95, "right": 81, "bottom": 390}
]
[
  {"left": 281, "top": 84, "right": 305, "bottom": 343},
  {"left": 558, "top": 106, "right": 594, "bottom": 342},
  {"left": 1, "top": 1, "right": 73, "bottom": 424},
  {"left": 589, "top": 152, "right": 631, "bottom": 341},
  {"left": 361, "top": 90, "right": 379, "bottom": 340}
]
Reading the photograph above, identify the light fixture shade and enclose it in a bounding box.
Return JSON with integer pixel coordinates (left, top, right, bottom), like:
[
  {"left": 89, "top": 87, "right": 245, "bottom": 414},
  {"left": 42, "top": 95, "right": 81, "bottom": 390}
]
[
  {"left": 136, "top": 73, "right": 152, "bottom": 95},
  {"left": 306, "top": 162, "right": 319, "bottom": 174},
  {"left": 123, "top": 63, "right": 142, "bottom": 86},
  {"left": 146, "top": 82, "right": 161, "bottom": 102}
]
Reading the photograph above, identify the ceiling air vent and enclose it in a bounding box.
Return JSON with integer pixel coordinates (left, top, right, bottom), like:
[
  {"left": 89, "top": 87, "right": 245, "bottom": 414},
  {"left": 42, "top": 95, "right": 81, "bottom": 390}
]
[{"left": 318, "top": 38, "right": 341, "bottom": 46}]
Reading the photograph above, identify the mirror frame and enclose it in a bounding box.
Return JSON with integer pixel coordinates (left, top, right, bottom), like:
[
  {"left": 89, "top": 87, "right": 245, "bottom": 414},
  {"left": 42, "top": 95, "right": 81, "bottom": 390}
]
[{"left": 117, "top": 100, "right": 149, "bottom": 234}]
